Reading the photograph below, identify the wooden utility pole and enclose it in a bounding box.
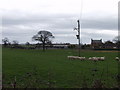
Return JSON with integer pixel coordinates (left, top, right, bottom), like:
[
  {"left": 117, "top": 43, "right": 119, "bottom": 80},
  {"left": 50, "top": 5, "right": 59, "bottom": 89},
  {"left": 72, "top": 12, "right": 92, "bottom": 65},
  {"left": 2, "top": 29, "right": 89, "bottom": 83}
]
[
  {"left": 74, "top": 20, "right": 81, "bottom": 56},
  {"left": 77, "top": 20, "right": 80, "bottom": 57}
]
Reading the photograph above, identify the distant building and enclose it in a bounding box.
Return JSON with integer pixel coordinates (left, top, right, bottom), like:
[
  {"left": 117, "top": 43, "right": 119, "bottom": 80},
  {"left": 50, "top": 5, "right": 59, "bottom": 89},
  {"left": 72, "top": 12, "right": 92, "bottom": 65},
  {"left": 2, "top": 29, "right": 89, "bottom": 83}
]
[
  {"left": 45, "top": 43, "right": 70, "bottom": 49},
  {"left": 55, "top": 43, "right": 71, "bottom": 48},
  {"left": 91, "top": 39, "right": 103, "bottom": 49},
  {"left": 103, "top": 41, "right": 117, "bottom": 49}
]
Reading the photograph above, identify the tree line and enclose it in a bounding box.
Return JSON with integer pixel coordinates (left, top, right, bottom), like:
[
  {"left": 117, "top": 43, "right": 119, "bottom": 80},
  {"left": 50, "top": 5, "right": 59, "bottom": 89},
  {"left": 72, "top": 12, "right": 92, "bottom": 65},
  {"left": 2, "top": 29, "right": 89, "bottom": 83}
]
[
  {"left": 2, "top": 30, "right": 120, "bottom": 50},
  {"left": 2, "top": 30, "right": 54, "bottom": 51}
]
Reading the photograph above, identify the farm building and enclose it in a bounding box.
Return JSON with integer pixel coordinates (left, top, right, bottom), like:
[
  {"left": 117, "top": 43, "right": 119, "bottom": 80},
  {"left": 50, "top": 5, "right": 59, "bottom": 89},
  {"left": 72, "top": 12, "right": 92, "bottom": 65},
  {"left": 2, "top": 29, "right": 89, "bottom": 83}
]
[
  {"left": 91, "top": 39, "right": 103, "bottom": 49},
  {"left": 103, "top": 41, "right": 117, "bottom": 49}
]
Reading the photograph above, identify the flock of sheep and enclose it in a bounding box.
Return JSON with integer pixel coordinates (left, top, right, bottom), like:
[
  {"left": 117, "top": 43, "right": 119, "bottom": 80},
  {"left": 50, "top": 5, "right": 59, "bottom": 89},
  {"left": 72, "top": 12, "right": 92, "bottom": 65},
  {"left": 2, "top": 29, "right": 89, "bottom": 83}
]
[{"left": 67, "top": 56, "right": 120, "bottom": 62}]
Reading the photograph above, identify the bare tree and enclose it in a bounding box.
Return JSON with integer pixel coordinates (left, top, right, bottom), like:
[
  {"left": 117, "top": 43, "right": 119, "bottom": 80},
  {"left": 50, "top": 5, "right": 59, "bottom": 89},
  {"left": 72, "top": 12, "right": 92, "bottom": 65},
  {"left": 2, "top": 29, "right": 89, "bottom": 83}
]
[
  {"left": 32, "top": 30, "right": 54, "bottom": 51},
  {"left": 2, "top": 37, "right": 9, "bottom": 46},
  {"left": 25, "top": 42, "right": 30, "bottom": 46},
  {"left": 113, "top": 36, "right": 120, "bottom": 49},
  {"left": 113, "top": 36, "right": 120, "bottom": 43},
  {"left": 12, "top": 40, "right": 19, "bottom": 47},
  {"left": 104, "top": 40, "right": 114, "bottom": 44}
]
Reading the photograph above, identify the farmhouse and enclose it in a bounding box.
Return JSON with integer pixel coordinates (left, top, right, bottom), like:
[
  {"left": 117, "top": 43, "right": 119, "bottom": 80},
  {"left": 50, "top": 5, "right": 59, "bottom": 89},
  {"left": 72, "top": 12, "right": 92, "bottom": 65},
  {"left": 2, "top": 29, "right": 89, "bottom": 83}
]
[{"left": 91, "top": 39, "right": 103, "bottom": 49}]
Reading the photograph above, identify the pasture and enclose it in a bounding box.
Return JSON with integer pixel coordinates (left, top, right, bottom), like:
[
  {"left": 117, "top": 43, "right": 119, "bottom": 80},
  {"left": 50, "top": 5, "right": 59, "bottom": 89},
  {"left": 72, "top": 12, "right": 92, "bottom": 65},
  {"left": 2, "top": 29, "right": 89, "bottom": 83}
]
[{"left": 2, "top": 48, "right": 119, "bottom": 88}]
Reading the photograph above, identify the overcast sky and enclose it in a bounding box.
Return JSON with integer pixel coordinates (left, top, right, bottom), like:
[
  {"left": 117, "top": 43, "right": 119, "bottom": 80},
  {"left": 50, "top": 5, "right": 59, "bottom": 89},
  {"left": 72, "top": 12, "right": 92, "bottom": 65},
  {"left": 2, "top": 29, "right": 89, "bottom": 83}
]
[{"left": 0, "top": 0, "right": 119, "bottom": 44}]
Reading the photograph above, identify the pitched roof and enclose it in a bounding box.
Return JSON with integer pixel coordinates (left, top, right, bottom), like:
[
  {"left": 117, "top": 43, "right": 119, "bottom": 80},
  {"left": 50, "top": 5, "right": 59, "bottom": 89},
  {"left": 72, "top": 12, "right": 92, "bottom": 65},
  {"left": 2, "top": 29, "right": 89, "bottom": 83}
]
[{"left": 91, "top": 39, "right": 102, "bottom": 44}]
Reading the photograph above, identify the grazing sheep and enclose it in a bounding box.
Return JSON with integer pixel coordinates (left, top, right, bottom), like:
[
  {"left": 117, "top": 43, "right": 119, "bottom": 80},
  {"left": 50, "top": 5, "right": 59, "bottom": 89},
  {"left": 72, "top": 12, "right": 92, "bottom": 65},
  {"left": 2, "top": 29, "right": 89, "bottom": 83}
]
[
  {"left": 67, "top": 56, "right": 79, "bottom": 60},
  {"left": 67, "top": 56, "right": 75, "bottom": 60},
  {"left": 88, "top": 57, "right": 98, "bottom": 61},
  {"left": 88, "top": 57, "right": 105, "bottom": 61},
  {"left": 115, "top": 57, "right": 120, "bottom": 61},
  {"left": 97, "top": 57, "right": 105, "bottom": 61},
  {"left": 100, "top": 57, "right": 105, "bottom": 61},
  {"left": 88, "top": 57, "right": 92, "bottom": 60},
  {"left": 92, "top": 57, "right": 99, "bottom": 61},
  {"left": 73, "top": 56, "right": 80, "bottom": 60},
  {"left": 78, "top": 57, "right": 86, "bottom": 60},
  {"left": 67, "top": 56, "right": 86, "bottom": 60}
]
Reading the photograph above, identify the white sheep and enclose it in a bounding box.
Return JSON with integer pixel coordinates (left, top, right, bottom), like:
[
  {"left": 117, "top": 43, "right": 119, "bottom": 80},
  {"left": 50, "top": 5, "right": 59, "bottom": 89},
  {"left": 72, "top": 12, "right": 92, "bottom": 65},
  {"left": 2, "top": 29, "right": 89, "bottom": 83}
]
[
  {"left": 67, "top": 56, "right": 75, "bottom": 60},
  {"left": 88, "top": 57, "right": 98, "bottom": 61},
  {"left": 67, "top": 56, "right": 79, "bottom": 60},
  {"left": 67, "top": 56, "right": 86, "bottom": 60},
  {"left": 100, "top": 57, "right": 105, "bottom": 61},
  {"left": 92, "top": 57, "right": 99, "bottom": 61},
  {"left": 97, "top": 57, "right": 105, "bottom": 61},
  {"left": 74, "top": 56, "right": 80, "bottom": 60},
  {"left": 88, "top": 57, "right": 92, "bottom": 60},
  {"left": 88, "top": 57, "right": 105, "bottom": 61},
  {"left": 115, "top": 57, "right": 120, "bottom": 61},
  {"left": 78, "top": 57, "right": 86, "bottom": 60}
]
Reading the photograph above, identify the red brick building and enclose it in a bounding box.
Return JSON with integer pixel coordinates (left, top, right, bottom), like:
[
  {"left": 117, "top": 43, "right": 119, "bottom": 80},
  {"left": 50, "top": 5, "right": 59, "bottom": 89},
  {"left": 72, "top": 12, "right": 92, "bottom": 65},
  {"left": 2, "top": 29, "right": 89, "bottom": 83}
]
[{"left": 91, "top": 39, "right": 103, "bottom": 49}]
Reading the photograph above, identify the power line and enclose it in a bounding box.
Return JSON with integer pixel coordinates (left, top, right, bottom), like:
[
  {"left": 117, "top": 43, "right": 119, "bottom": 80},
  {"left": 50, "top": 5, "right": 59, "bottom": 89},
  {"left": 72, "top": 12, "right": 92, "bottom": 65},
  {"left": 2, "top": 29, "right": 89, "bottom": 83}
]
[
  {"left": 79, "top": 0, "right": 83, "bottom": 21},
  {"left": 79, "top": 0, "right": 83, "bottom": 45}
]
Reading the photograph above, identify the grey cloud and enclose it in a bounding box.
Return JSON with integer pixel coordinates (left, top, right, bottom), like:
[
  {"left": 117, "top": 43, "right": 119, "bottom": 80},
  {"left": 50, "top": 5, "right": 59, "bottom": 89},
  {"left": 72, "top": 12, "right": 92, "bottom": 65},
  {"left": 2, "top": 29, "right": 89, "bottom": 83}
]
[
  {"left": 82, "top": 17, "right": 117, "bottom": 30},
  {"left": 3, "top": 11, "right": 117, "bottom": 30},
  {"left": 2, "top": 10, "right": 118, "bottom": 44}
]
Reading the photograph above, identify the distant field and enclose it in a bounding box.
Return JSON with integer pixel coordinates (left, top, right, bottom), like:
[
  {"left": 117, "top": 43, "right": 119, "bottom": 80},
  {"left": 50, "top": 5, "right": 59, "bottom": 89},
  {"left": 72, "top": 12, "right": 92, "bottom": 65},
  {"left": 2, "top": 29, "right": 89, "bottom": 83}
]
[{"left": 2, "top": 48, "right": 119, "bottom": 88}]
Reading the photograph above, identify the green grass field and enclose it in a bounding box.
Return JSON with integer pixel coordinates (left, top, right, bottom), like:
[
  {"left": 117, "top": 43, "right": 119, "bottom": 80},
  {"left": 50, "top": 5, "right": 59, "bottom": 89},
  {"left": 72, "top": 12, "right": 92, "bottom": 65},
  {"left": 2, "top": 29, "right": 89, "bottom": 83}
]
[{"left": 2, "top": 48, "right": 119, "bottom": 88}]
